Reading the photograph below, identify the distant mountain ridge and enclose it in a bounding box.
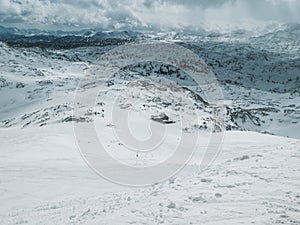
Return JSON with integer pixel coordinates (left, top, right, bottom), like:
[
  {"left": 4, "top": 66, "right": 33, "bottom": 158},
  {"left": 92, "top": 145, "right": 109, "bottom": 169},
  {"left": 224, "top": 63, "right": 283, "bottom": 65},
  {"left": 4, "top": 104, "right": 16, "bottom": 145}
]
[{"left": 0, "top": 25, "right": 142, "bottom": 48}]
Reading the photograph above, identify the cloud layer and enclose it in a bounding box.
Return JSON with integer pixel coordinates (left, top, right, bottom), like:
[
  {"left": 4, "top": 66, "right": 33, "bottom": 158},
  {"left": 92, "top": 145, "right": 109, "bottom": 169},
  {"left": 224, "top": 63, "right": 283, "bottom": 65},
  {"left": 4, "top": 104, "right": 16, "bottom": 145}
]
[{"left": 0, "top": 0, "right": 299, "bottom": 30}]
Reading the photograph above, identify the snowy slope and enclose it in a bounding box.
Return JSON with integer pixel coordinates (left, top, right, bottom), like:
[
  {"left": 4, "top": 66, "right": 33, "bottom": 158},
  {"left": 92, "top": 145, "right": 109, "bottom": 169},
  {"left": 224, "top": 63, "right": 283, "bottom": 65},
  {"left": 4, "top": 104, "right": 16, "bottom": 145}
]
[
  {"left": 0, "top": 40, "right": 299, "bottom": 137},
  {"left": 0, "top": 126, "right": 299, "bottom": 225}
]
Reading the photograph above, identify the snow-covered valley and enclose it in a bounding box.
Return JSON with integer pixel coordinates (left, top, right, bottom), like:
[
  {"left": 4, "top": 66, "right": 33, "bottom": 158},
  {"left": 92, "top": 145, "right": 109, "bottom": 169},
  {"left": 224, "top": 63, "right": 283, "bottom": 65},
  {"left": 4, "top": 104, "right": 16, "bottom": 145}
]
[{"left": 0, "top": 24, "right": 299, "bottom": 224}]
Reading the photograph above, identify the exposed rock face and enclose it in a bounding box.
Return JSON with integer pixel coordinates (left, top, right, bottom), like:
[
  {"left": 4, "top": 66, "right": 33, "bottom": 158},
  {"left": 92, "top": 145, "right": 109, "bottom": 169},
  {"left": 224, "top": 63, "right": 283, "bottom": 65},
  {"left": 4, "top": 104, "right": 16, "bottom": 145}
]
[{"left": 151, "top": 113, "right": 175, "bottom": 124}]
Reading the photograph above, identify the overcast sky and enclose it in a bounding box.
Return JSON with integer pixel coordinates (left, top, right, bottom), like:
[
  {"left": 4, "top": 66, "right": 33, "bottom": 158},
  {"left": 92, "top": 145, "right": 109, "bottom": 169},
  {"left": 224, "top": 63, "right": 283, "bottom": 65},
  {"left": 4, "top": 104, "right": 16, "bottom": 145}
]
[{"left": 0, "top": 0, "right": 299, "bottom": 30}]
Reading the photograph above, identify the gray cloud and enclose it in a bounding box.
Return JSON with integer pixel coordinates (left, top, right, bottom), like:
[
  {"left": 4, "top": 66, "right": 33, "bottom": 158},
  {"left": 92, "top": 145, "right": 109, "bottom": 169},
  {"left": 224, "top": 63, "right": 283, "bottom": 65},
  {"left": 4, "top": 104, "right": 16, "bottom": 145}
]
[
  {"left": 0, "top": 0, "right": 299, "bottom": 30},
  {"left": 242, "top": 0, "right": 300, "bottom": 22},
  {"left": 161, "top": 0, "right": 236, "bottom": 8}
]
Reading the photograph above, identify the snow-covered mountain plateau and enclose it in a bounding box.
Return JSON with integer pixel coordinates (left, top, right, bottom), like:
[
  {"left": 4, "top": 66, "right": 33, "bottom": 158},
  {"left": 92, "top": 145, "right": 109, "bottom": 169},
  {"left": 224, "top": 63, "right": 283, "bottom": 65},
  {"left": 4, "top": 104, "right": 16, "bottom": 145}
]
[{"left": 0, "top": 24, "right": 299, "bottom": 224}]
